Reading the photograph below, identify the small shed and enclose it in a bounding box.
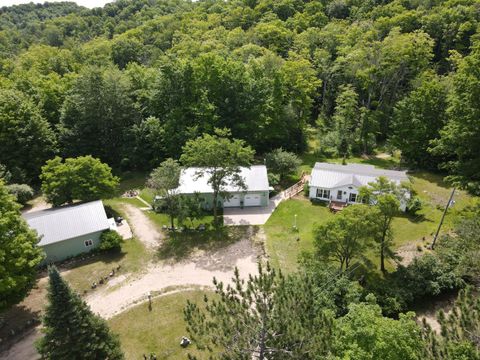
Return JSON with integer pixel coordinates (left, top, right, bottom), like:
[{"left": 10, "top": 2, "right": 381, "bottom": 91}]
[{"left": 23, "top": 200, "right": 115, "bottom": 263}]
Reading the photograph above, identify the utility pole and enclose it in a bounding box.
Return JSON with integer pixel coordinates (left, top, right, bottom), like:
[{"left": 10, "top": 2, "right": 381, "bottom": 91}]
[{"left": 431, "top": 188, "right": 455, "bottom": 250}]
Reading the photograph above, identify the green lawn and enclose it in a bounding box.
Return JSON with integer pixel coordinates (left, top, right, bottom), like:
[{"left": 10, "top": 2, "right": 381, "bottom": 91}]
[
  {"left": 264, "top": 170, "right": 474, "bottom": 273},
  {"left": 139, "top": 188, "right": 155, "bottom": 204},
  {"left": 264, "top": 197, "right": 332, "bottom": 273},
  {"left": 63, "top": 238, "right": 149, "bottom": 294},
  {"left": 108, "top": 290, "right": 210, "bottom": 359},
  {"left": 116, "top": 171, "right": 148, "bottom": 195}
]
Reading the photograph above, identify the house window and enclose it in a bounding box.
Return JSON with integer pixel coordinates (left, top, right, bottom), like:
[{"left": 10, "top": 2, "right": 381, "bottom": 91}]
[
  {"left": 349, "top": 193, "right": 357, "bottom": 203},
  {"left": 337, "top": 190, "right": 343, "bottom": 200},
  {"left": 316, "top": 189, "right": 330, "bottom": 199},
  {"left": 84, "top": 239, "right": 93, "bottom": 248}
]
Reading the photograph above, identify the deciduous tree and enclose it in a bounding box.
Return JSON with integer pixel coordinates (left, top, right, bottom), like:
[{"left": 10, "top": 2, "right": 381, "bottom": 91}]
[
  {"left": 180, "top": 129, "right": 255, "bottom": 225},
  {"left": 40, "top": 156, "right": 119, "bottom": 206},
  {"left": 391, "top": 72, "right": 448, "bottom": 169},
  {"left": 430, "top": 45, "right": 480, "bottom": 195},
  {"left": 0, "top": 89, "right": 56, "bottom": 183},
  {"left": 335, "top": 299, "right": 425, "bottom": 360},
  {"left": 147, "top": 158, "right": 181, "bottom": 228},
  {"left": 0, "top": 180, "right": 43, "bottom": 311},
  {"left": 265, "top": 148, "right": 301, "bottom": 181},
  {"left": 314, "top": 205, "right": 376, "bottom": 271}
]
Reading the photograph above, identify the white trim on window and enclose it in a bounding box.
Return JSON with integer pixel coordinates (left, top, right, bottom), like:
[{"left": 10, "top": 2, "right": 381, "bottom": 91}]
[
  {"left": 84, "top": 239, "right": 93, "bottom": 248},
  {"left": 337, "top": 190, "right": 342, "bottom": 200},
  {"left": 349, "top": 193, "right": 357, "bottom": 203},
  {"left": 316, "top": 188, "right": 330, "bottom": 199}
]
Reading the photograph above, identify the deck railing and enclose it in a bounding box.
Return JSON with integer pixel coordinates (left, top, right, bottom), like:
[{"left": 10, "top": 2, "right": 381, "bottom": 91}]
[{"left": 283, "top": 173, "right": 309, "bottom": 200}]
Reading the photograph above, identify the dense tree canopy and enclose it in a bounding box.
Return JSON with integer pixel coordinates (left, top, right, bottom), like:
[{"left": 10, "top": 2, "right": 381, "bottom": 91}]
[
  {"left": 0, "top": 0, "right": 479, "bottom": 192},
  {"left": 0, "top": 88, "right": 56, "bottom": 183}
]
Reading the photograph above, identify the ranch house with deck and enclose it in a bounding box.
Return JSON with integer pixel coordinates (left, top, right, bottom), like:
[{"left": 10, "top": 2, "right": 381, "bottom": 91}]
[{"left": 308, "top": 163, "right": 410, "bottom": 211}]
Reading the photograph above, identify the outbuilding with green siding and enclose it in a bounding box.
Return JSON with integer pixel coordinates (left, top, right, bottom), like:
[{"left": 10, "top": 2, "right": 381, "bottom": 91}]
[
  {"left": 174, "top": 165, "right": 271, "bottom": 209},
  {"left": 23, "top": 200, "right": 115, "bottom": 263}
]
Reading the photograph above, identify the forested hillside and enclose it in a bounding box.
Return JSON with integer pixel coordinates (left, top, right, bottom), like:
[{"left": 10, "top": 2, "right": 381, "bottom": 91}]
[{"left": 1, "top": 0, "right": 479, "bottom": 193}]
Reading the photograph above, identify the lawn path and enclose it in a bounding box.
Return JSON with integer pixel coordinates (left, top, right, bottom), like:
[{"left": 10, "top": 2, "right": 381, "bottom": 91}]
[{"left": 120, "top": 204, "right": 162, "bottom": 248}]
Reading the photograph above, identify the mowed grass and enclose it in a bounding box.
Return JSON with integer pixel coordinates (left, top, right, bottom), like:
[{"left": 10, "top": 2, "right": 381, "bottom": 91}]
[
  {"left": 391, "top": 171, "right": 472, "bottom": 247},
  {"left": 108, "top": 290, "right": 210, "bottom": 359},
  {"left": 264, "top": 197, "right": 332, "bottom": 273},
  {"left": 265, "top": 169, "right": 474, "bottom": 273}
]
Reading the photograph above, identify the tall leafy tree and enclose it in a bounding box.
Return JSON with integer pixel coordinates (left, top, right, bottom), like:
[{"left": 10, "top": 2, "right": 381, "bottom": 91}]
[
  {"left": 430, "top": 44, "right": 480, "bottom": 194},
  {"left": 184, "top": 263, "right": 333, "bottom": 360},
  {"left": 391, "top": 72, "right": 448, "bottom": 169},
  {"left": 40, "top": 156, "right": 119, "bottom": 206},
  {"left": 334, "top": 300, "right": 425, "bottom": 360},
  {"left": 0, "top": 88, "right": 56, "bottom": 183},
  {"left": 59, "top": 65, "right": 139, "bottom": 167},
  {"left": 265, "top": 148, "right": 301, "bottom": 181},
  {"left": 147, "top": 158, "right": 181, "bottom": 228},
  {"left": 372, "top": 194, "right": 400, "bottom": 273},
  {"left": 37, "top": 266, "right": 124, "bottom": 359},
  {"left": 180, "top": 128, "right": 255, "bottom": 224},
  {"left": 359, "top": 177, "right": 407, "bottom": 272},
  {"left": 314, "top": 205, "right": 376, "bottom": 271},
  {"left": 327, "top": 84, "right": 359, "bottom": 158},
  {"left": 0, "top": 180, "right": 44, "bottom": 311}
]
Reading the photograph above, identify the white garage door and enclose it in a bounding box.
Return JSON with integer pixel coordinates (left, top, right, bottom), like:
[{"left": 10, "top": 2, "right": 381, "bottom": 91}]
[
  {"left": 223, "top": 195, "right": 241, "bottom": 207},
  {"left": 244, "top": 194, "right": 262, "bottom": 207}
]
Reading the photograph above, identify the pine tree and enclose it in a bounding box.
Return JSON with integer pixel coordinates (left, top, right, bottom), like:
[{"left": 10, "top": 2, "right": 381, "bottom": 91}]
[
  {"left": 37, "top": 266, "right": 124, "bottom": 360},
  {"left": 184, "top": 262, "right": 333, "bottom": 359},
  {"left": 422, "top": 287, "right": 480, "bottom": 360}
]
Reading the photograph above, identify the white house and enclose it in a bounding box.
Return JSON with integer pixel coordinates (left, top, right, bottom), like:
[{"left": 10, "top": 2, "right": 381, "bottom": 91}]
[
  {"left": 308, "top": 163, "right": 410, "bottom": 211},
  {"left": 174, "top": 165, "right": 271, "bottom": 208}
]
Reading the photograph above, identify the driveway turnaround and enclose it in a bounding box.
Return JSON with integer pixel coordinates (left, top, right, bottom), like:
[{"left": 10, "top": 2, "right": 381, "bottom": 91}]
[{"left": 223, "top": 194, "right": 284, "bottom": 226}]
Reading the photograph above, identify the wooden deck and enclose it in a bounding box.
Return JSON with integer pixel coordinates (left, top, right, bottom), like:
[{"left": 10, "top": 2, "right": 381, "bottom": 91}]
[{"left": 329, "top": 200, "right": 348, "bottom": 212}]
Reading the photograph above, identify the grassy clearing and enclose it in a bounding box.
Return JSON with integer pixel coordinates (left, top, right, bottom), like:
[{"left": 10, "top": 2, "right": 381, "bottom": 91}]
[
  {"left": 108, "top": 290, "right": 210, "bottom": 359},
  {"left": 145, "top": 209, "right": 215, "bottom": 231}
]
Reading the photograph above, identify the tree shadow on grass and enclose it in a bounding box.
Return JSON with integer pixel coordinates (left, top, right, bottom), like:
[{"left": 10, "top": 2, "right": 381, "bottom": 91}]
[
  {"left": 408, "top": 170, "right": 450, "bottom": 189},
  {"left": 0, "top": 305, "right": 41, "bottom": 351},
  {"left": 395, "top": 212, "right": 431, "bottom": 224},
  {"left": 156, "top": 226, "right": 251, "bottom": 262},
  {"left": 40, "top": 249, "right": 127, "bottom": 275}
]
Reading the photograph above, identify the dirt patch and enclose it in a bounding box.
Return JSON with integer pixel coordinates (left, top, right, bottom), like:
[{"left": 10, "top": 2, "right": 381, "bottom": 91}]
[
  {"left": 189, "top": 228, "right": 262, "bottom": 271},
  {"left": 21, "top": 197, "right": 50, "bottom": 214},
  {"left": 415, "top": 292, "right": 457, "bottom": 333},
  {"left": 87, "top": 231, "right": 262, "bottom": 319},
  {"left": 396, "top": 242, "right": 425, "bottom": 266},
  {"left": 120, "top": 204, "right": 162, "bottom": 249}
]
